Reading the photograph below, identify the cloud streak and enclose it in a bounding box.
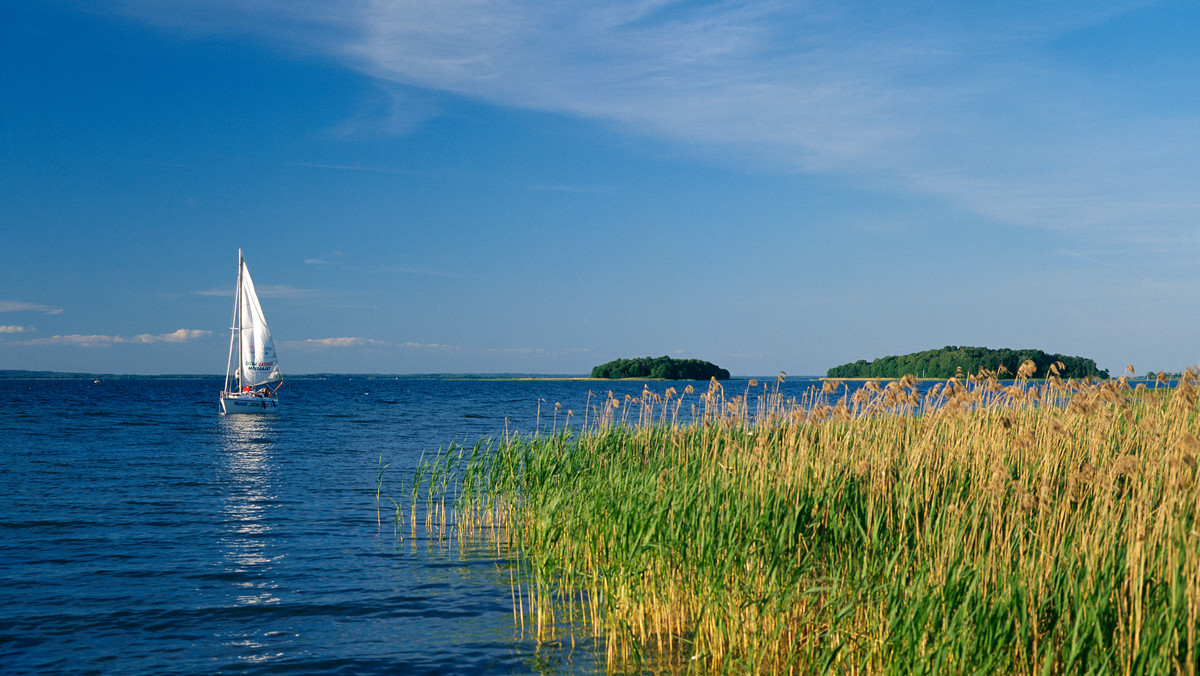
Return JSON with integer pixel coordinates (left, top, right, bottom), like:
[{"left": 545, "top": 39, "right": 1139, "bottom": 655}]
[
  {"left": 0, "top": 300, "right": 62, "bottom": 314},
  {"left": 302, "top": 337, "right": 388, "bottom": 348},
  {"left": 286, "top": 337, "right": 461, "bottom": 351},
  {"left": 110, "top": 1, "right": 1194, "bottom": 238},
  {"left": 195, "top": 284, "right": 321, "bottom": 298},
  {"left": 304, "top": 250, "right": 346, "bottom": 266},
  {"left": 20, "top": 329, "right": 211, "bottom": 347}
]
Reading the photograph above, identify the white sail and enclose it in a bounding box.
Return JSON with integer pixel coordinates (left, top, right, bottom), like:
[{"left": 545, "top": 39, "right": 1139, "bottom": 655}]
[
  {"left": 220, "top": 250, "right": 282, "bottom": 413},
  {"left": 236, "top": 261, "right": 281, "bottom": 387}
]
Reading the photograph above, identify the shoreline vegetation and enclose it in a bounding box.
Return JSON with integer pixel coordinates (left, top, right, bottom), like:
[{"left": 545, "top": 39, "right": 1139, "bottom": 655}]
[
  {"left": 591, "top": 356, "right": 731, "bottom": 381},
  {"left": 394, "top": 365, "right": 1200, "bottom": 673},
  {"left": 827, "top": 346, "right": 1109, "bottom": 380}
]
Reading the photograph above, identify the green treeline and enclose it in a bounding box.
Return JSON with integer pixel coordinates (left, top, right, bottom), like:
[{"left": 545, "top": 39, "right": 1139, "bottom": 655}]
[
  {"left": 826, "top": 346, "right": 1110, "bottom": 380},
  {"left": 591, "top": 356, "right": 731, "bottom": 380}
]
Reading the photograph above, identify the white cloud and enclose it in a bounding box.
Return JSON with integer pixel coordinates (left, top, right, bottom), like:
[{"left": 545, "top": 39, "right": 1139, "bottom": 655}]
[
  {"left": 403, "top": 341, "right": 461, "bottom": 351},
  {"left": 133, "top": 329, "right": 212, "bottom": 343},
  {"left": 195, "top": 284, "right": 319, "bottom": 298},
  {"left": 303, "top": 337, "right": 386, "bottom": 347},
  {"left": 108, "top": 1, "right": 1191, "bottom": 237},
  {"left": 0, "top": 325, "right": 33, "bottom": 333},
  {"left": 0, "top": 300, "right": 62, "bottom": 314},
  {"left": 21, "top": 329, "right": 211, "bottom": 346},
  {"left": 304, "top": 250, "right": 345, "bottom": 265},
  {"left": 24, "top": 334, "right": 123, "bottom": 347},
  {"left": 290, "top": 337, "right": 462, "bottom": 350}
]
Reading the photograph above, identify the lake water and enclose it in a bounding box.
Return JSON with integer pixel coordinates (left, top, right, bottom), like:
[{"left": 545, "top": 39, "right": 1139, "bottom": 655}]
[{"left": 0, "top": 375, "right": 834, "bottom": 675}]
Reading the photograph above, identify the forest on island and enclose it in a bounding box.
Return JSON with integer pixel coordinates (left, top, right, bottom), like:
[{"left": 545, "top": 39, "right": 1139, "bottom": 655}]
[
  {"left": 591, "top": 356, "right": 731, "bottom": 380},
  {"left": 826, "top": 346, "right": 1109, "bottom": 380}
]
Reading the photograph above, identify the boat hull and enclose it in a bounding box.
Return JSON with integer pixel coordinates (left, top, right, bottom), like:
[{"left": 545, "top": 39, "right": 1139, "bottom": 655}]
[{"left": 220, "top": 393, "right": 279, "bottom": 414}]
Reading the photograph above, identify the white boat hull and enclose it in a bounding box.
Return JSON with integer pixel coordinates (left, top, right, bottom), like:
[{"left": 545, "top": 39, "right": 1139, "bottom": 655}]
[{"left": 220, "top": 393, "right": 279, "bottom": 414}]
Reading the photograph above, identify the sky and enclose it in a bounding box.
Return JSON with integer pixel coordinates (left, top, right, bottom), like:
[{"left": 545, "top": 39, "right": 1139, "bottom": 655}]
[{"left": 2, "top": 0, "right": 1199, "bottom": 377}]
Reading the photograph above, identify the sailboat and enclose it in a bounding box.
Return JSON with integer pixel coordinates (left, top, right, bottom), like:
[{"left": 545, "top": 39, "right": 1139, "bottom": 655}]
[{"left": 219, "top": 250, "right": 282, "bottom": 413}]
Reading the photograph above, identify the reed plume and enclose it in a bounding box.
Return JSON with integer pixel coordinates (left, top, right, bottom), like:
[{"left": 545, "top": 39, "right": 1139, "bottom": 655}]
[{"left": 403, "top": 372, "right": 1200, "bottom": 674}]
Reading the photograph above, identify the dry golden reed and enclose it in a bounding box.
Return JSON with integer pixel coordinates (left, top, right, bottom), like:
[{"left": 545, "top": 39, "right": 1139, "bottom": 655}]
[{"left": 423, "top": 370, "right": 1200, "bottom": 674}]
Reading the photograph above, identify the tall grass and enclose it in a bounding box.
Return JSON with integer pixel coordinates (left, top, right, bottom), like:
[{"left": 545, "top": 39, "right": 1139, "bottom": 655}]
[{"left": 402, "top": 370, "right": 1200, "bottom": 674}]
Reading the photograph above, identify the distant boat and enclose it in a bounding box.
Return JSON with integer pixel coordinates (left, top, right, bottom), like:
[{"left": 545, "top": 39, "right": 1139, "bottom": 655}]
[{"left": 219, "top": 250, "right": 282, "bottom": 414}]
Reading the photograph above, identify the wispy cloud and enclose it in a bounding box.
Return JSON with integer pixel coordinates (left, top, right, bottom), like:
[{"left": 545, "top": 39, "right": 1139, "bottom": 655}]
[
  {"left": 302, "top": 337, "right": 388, "bottom": 348},
  {"left": 20, "top": 329, "right": 211, "bottom": 347},
  {"left": 134, "top": 329, "right": 212, "bottom": 343},
  {"left": 403, "top": 341, "right": 461, "bottom": 351},
  {"left": 0, "top": 300, "right": 62, "bottom": 314},
  {"left": 0, "top": 325, "right": 33, "bottom": 333},
  {"left": 195, "top": 284, "right": 321, "bottom": 298},
  {"left": 24, "top": 334, "right": 121, "bottom": 347},
  {"left": 304, "top": 250, "right": 345, "bottom": 265},
  {"left": 285, "top": 337, "right": 462, "bottom": 350},
  {"left": 326, "top": 85, "right": 442, "bottom": 137},
  {"left": 109, "top": 1, "right": 1189, "bottom": 237}
]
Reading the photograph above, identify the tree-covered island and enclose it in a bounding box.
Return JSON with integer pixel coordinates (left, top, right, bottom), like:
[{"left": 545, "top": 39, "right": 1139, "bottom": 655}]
[
  {"left": 591, "top": 356, "right": 731, "bottom": 380},
  {"left": 826, "top": 346, "right": 1109, "bottom": 380}
]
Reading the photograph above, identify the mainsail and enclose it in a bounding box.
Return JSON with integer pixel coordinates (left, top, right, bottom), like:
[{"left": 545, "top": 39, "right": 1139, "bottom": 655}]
[{"left": 236, "top": 258, "right": 281, "bottom": 387}]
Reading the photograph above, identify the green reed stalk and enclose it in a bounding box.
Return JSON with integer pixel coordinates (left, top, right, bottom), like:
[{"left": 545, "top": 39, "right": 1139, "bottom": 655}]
[
  {"left": 410, "top": 374, "right": 1200, "bottom": 674},
  {"left": 376, "top": 453, "right": 388, "bottom": 535}
]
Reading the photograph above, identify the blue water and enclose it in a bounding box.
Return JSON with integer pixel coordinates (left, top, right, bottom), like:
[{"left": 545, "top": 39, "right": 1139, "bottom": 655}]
[{"left": 1, "top": 376, "right": 834, "bottom": 675}]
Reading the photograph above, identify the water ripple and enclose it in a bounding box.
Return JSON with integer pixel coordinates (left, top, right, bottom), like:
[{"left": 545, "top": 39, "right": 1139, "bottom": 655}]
[{"left": 0, "top": 376, "right": 742, "bottom": 674}]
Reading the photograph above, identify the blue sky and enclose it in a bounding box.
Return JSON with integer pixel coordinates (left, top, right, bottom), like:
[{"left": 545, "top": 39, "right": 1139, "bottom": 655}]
[{"left": 2, "top": 0, "right": 1199, "bottom": 376}]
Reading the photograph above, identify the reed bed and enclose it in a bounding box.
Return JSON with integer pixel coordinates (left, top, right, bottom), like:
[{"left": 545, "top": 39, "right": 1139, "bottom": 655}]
[{"left": 402, "top": 369, "right": 1200, "bottom": 674}]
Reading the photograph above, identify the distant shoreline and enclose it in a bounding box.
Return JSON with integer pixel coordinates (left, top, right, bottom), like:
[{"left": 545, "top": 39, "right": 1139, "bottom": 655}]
[
  {"left": 0, "top": 370, "right": 805, "bottom": 382},
  {"left": 0, "top": 370, "right": 740, "bottom": 381},
  {"left": 4, "top": 370, "right": 1150, "bottom": 383}
]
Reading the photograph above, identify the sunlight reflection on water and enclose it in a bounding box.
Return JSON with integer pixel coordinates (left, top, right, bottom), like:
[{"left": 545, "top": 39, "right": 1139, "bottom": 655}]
[
  {"left": 2, "top": 377, "right": 711, "bottom": 674},
  {"left": 217, "top": 415, "right": 287, "bottom": 664}
]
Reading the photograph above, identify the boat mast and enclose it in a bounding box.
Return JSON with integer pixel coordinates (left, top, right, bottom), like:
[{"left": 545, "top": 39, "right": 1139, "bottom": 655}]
[{"left": 222, "top": 249, "right": 243, "bottom": 394}]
